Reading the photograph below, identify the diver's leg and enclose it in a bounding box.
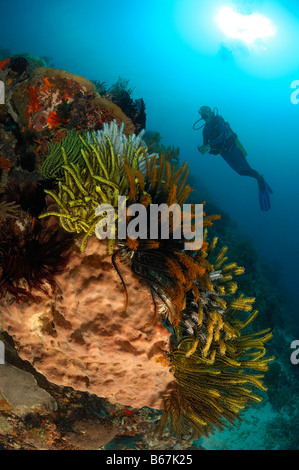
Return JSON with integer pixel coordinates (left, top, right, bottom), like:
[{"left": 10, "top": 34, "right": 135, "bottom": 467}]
[
  {"left": 256, "top": 175, "right": 273, "bottom": 211},
  {"left": 221, "top": 146, "right": 273, "bottom": 211},
  {"left": 238, "top": 167, "right": 260, "bottom": 179},
  {"left": 221, "top": 146, "right": 259, "bottom": 178}
]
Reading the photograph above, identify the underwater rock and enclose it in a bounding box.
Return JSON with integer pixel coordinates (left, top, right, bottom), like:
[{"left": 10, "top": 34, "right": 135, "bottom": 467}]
[
  {"left": 9, "top": 66, "right": 135, "bottom": 137},
  {"left": 0, "top": 363, "right": 57, "bottom": 417},
  {"left": 0, "top": 238, "right": 175, "bottom": 410},
  {"left": 0, "top": 56, "right": 136, "bottom": 182},
  {"left": 65, "top": 418, "right": 118, "bottom": 450}
]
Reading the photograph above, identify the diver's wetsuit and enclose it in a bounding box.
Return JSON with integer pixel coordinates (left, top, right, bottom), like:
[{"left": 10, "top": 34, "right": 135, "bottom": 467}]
[
  {"left": 202, "top": 114, "right": 273, "bottom": 211},
  {"left": 203, "top": 114, "right": 259, "bottom": 179}
]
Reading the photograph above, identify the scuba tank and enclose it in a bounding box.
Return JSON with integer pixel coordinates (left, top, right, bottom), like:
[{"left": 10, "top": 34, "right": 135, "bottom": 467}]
[
  {"left": 222, "top": 122, "right": 247, "bottom": 157},
  {"left": 222, "top": 121, "right": 237, "bottom": 152}
]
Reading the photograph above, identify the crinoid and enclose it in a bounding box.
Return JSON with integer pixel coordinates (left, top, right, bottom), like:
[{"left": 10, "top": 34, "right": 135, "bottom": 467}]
[
  {"left": 39, "top": 120, "right": 151, "bottom": 252},
  {"left": 113, "top": 158, "right": 273, "bottom": 440},
  {"left": 39, "top": 120, "right": 273, "bottom": 440},
  {"left": 0, "top": 217, "right": 73, "bottom": 302},
  {"left": 0, "top": 200, "right": 20, "bottom": 222},
  {"left": 157, "top": 234, "right": 274, "bottom": 440},
  {"left": 112, "top": 153, "right": 220, "bottom": 323},
  {"left": 41, "top": 128, "right": 87, "bottom": 180},
  {"left": 1, "top": 179, "right": 52, "bottom": 218}
]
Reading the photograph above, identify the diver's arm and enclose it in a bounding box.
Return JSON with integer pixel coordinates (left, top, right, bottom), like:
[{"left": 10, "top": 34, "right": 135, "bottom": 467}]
[
  {"left": 198, "top": 144, "right": 210, "bottom": 154},
  {"left": 198, "top": 127, "right": 211, "bottom": 154}
]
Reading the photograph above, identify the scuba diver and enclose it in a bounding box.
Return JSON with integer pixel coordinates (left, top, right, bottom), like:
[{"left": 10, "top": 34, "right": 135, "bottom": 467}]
[{"left": 194, "top": 106, "right": 273, "bottom": 211}]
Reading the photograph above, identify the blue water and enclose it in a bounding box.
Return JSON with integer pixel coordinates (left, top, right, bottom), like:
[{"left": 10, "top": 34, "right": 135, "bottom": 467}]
[{"left": 1, "top": 0, "right": 299, "bottom": 450}]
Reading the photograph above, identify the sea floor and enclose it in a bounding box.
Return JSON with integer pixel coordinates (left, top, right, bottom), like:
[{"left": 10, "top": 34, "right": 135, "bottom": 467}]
[{"left": 197, "top": 400, "right": 299, "bottom": 450}]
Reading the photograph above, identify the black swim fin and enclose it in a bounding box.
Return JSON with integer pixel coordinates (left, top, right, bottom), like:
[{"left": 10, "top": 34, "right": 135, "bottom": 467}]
[{"left": 258, "top": 175, "right": 273, "bottom": 211}]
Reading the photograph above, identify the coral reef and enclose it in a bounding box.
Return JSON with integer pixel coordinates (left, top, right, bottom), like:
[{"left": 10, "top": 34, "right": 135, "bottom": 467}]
[
  {"left": 92, "top": 77, "right": 146, "bottom": 133},
  {"left": 10, "top": 67, "right": 131, "bottom": 136},
  {"left": 34, "top": 119, "right": 273, "bottom": 440},
  {"left": 0, "top": 54, "right": 136, "bottom": 182},
  {"left": 0, "top": 53, "right": 276, "bottom": 448}
]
